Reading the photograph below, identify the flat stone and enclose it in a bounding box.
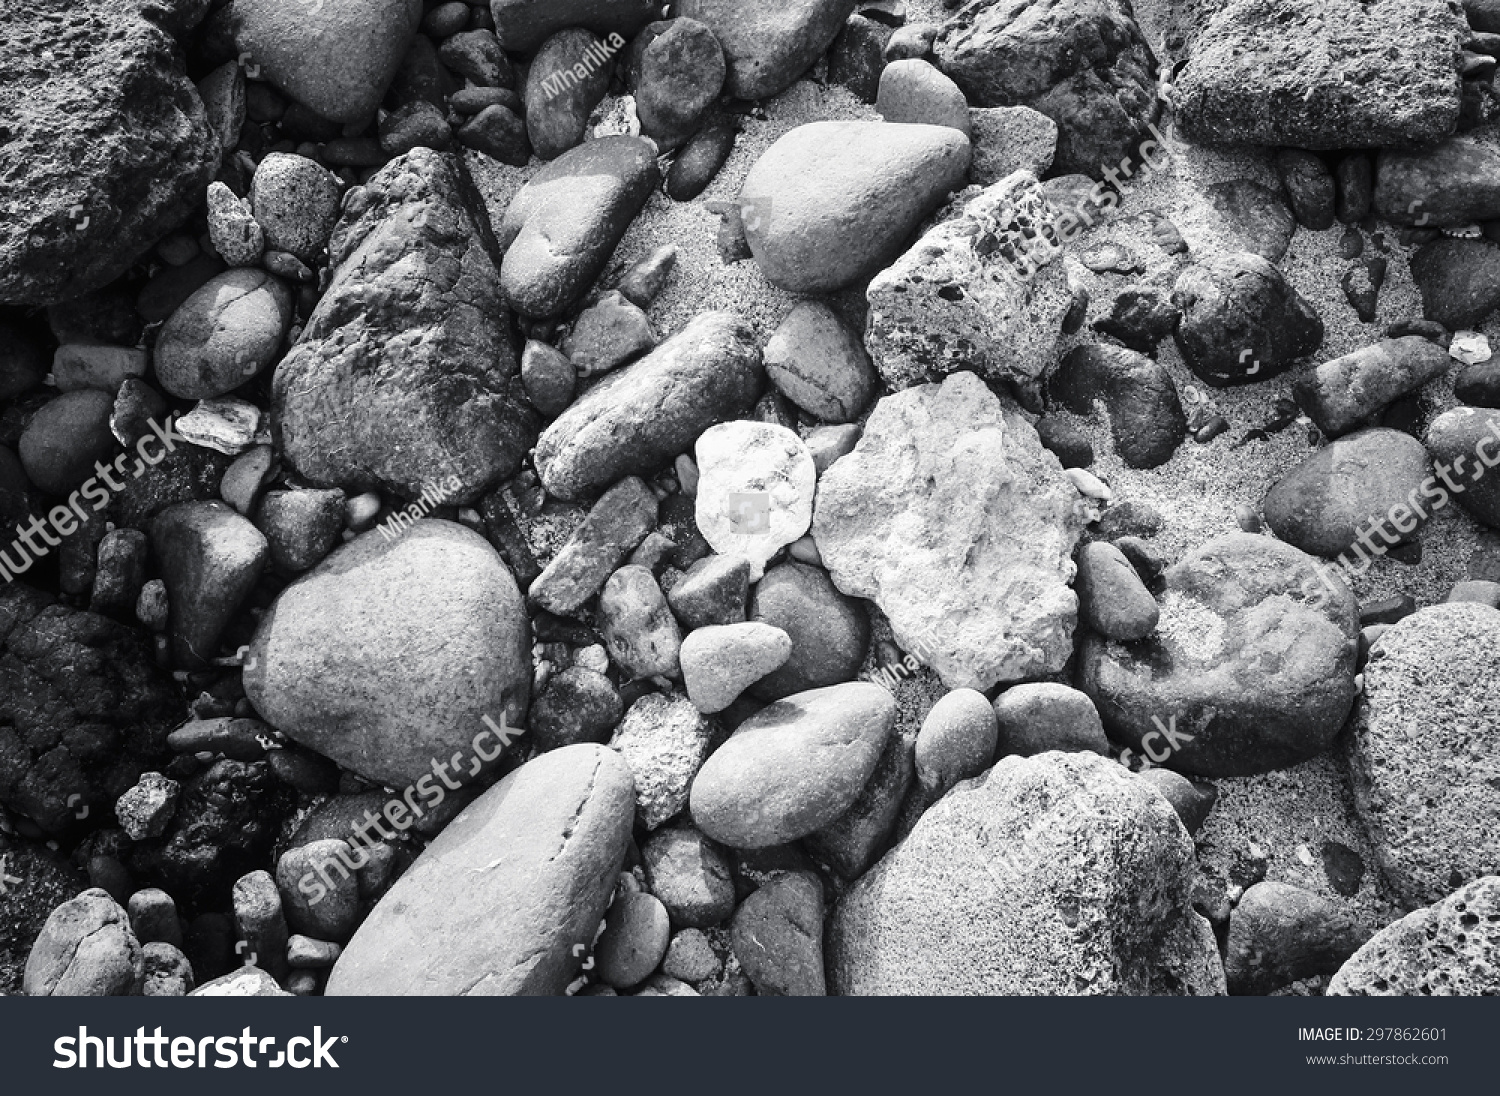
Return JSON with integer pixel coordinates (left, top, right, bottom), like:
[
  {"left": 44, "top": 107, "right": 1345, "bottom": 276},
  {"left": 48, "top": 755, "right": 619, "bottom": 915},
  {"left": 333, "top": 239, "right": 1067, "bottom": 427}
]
[{"left": 530, "top": 477, "right": 659, "bottom": 616}]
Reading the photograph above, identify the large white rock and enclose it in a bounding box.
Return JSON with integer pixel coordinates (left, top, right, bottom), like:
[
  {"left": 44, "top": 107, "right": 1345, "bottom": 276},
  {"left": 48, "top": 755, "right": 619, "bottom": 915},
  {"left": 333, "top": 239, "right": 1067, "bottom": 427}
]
[
  {"left": 813, "top": 371, "right": 1085, "bottom": 690},
  {"left": 695, "top": 421, "right": 816, "bottom": 580}
]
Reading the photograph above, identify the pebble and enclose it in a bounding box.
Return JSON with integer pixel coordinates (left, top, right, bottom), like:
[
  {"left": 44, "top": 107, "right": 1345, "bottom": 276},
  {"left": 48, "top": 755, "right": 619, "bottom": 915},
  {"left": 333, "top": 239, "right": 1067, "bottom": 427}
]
[
  {"left": 748, "top": 561, "right": 870, "bottom": 699},
  {"left": 666, "top": 553, "right": 751, "bottom": 629},
  {"left": 877, "top": 59, "right": 970, "bottom": 136},
  {"left": 527, "top": 29, "right": 615, "bottom": 161},
  {"left": 609, "top": 692, "right": 714, "bottom": 828},
  {"left": 635, "top": 18, "right": 726, "bottom": 148},
  {"left": 175, "top": 398, "right": 263, "bottom": 455},
  {"left": 914, "top": 688, "right": 998, "bottom": 802},
  {"left": 532, "top": 667, "right": 623, "bottom": 751},
  {"left": 1274, "top": 148, "right": 1336, "bottom": 230},
  {"left": 456, "top": 104, "right": 529, "bottom": 166},
  {"left": 762, "top": 301, "right": 877, "bottom": 423},
  {"left": 1293, "top": 337, "right": 1451, "bottom": 437},
  {"left": 1172, "top": 252, "right": 1324, "bottom": 387},
  {"left": 596, "top": 892, "right": 671, "bottom": 989},
  {"left": 563, "top": 291, "right": 657, "bottom": 377},
  {"left": 680, "top": 622, "right": 793, "bottom": 713},
  {"left": 206, "top": 182, "right": 265, "bottom": 267},
  {"left": 804, "top": 423, "right": 861, "bottom": 476},
  {"left": 249, "top": 153, "right": 341, "bottom": 264},
  {"left": 135, "top": 579, "right": 169, "bottom": 632},
  {"left": 661, "top": 928, "right": 720, "bottom": 983},
  {"left": 530, "top": 476, "right": 658, "bottom": 617},
  {"left": 256, "top": 487, "right": 346, "bottom": 572},
  {"left": 1226, "top": 881, "right": 1368, "bottom": 995},
  {"left": 1050, "top": 343, "right": 1187, "bottom": 469},
  {"left": 17, "top": 389, "right": 117, "bottom": 496},
  {"left": 730, "top": 871, "right": 826, "bottom": 996},
  {"left": 680, "top": 0, "right": 853, "bottom": 99},
  {"left": 150, "top": 501, "right": 268, "bottom": 668},
  {"left": 992, "top": 682, "right": 1109, "bottom": 757},
  {"left": 127, "top": 888, "right": 183, "bottom": 948},
  {"left": 154, "top": 268, "right": 295, "bottom": 399},
  {"left": 286, "top": 935, "right": 342, "bottom": 968},
  {"left": 614, "top": 245, "right": 678, "bottom": 308},
  {"left": 598, "top": 564, "right": 683, "bottom": 680},
  {"left": 114, "top": 772, "right": 179, "bottom": 841},
  {"left": 642, "top": 825, "right": 737, "bottom": 929},
  {"left": 1339, "top": 257, "right": 1387, "bottom": 324},
  {"left": 520, "top": 339, "right": 576, "bottom": 417},
  {"left": 1411, "top": 237, "right": 1500, "bottom": 329},
  {"left": 219, "top": 445, "right": 277, "bottom": 515},
  {"left": 141, "top": 942, "right": 195, "bottom": 997},
  {"left": 438, "top": 29, "right": 512, "bottom": 88},
  {"left": 1135, "top": 768, "right": 1216, "bottom": 835},
  {"left": 381, "top": 101, "right": 454, "bottom": 155},
  {"left": 23, "top": 889, "right": 142, "bottom": 996},
  {"left": 231, "top": 870, "right": 289, "bottom": 982},
  {"left": 969, "top": 105, "right": 1057, "bottom": 186},
  {"left": 666, "top": 113, "right": 740, "bottom": 201},
  {"left": 1076, "top": 541, "right": 1159, "bottom": 640}
]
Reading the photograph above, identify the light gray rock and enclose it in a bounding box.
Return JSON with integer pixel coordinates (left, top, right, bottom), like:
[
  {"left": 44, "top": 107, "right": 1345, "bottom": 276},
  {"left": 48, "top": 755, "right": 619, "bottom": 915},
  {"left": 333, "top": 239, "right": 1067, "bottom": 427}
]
[
  {"left": 154, "top": 268, "right": 294, "bottom": 399},
  {"left": 694, "top": 421, "right": 816, "bottom": 581},
  {"left": 23, "top": 888, "right": 143, "bottom": 997},
  {"left": 993, "top": 682, "right": 1108, "bottom": 757},
  {"left": 642, "top": 825, "right": 737, "bottom": 928},
  {"left": 1328, "top": 876, "right": 1500, "bottom": 995},
  {"left": 680, "top": 622, "right": 793, "bottom": 713},
  {"left": 762, "top": 301, "right": 876, "bottom": 423},
  {"left": 250, "top": 153, "right": 342, "bottom": 264},
  {"left": 608, "top": 692, "right": 715, "bottom": 829},
  {"left": 1293, "top": 337, "right": 1451, "bottom": 438},
  {"left": 678, "top": 0, "right": 857, "bottom": 100},
  {"left": 969, "top": 106, "right": 1057, "bottom": 186},
  {"left": 598, "top": 565, "right": 682, "bottom": 680},
  {"left": 814, "top": 372, "right": 1085, "bottom": 690}
]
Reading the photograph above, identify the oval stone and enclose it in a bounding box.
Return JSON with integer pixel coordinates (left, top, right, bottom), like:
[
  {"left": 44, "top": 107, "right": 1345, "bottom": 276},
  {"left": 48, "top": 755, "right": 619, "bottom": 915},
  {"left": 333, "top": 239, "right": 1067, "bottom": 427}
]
[{"left": 154, "top": 269, "right": 295, "bottom": 400}]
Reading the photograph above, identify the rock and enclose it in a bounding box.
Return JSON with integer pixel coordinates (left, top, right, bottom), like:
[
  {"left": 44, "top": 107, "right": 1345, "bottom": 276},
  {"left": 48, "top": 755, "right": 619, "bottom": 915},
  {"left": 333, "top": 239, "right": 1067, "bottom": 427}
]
[
  {"left": 0, "top": 0, "right": 219, "bottom": 306},
  {"left": 1171, "top": 252, "right": 1324, "bottom": 387},
  {"left": 154, "top": 267, "right": 293, "bottom": 401},
  {"left": 934, "top": 0, "right": 1158, "bottom": 178},
  {"left": 231, "top": 869, "right": 290, "bottom": 982},
  {"left": 275, "top": 149, "right": 537, "bottom": 504},
  {"left": 829, "top": 13, "right": 892, "bottom": 102},
  {"left": 914, "top": 688, "right": 997, "bottom": 797},
  {"left": 532, "top": 668, "right": 623, "bottom": 752},
  {"left": 490, "top": 0, "right": 658, "bottom": 53},
  {"left": 519, "top": 340, "right": 575, "bottom": 418},
  {"left": 738, "top": 120, "right": 971, "bottom": 295},
  {"left": 642, "top": 825, "right": 737, "bottom": 928},
  {"left": 1338, "top": 153, "right": 1374, "bottom": 223},
  {"left": 1076, "top": 541, "right": 1159, "bottom": 640},
  {"left": 206, "top": 182, "right": 264, "bottom": 267},
  {"left": 1329, "top": 876, "right": 1500, "bottom": 995},
  {"left": 866, "top": 170, "right": 1069, "bottom": 394},
  {"left": 23, "top": 888, "right": 143, "bottom": 996},
  {"left": 381, "top": 101, "right": 453, "bottom": 156},
  {"left": 1175, "top": 0, "right": 1465, "bottom": 149},
  {"left": 535, "top": 311, "right": 762, "bottom": 502},
  {"left": 1136, "top": 769, "right": 1216, "bottom": 835},
  {"left": 1425, "top": 407, "right": 1500, "bottom": 528},
  {"left": 596, "top": 892, "right": 671, "bottom": 989},
  {"left": 275, "top": 841, "right": 361, "bottom": 940},
  {"left": 690, "top": 682, "right": 895, "bottom": 848},
  {"left": 496, "top": 137, "right": 660, "bottom": 319},
  {"left": 1262, "top": 428, "right": 1433, "bottom": 557},
  {"left": 1275, "top": 149, "right": 1337, "bottom": 230},
  {"left": 150, "top": 501, "right": 268, "bottom": 669},
  {"left": 114, "top": 772, "right": 178, "bottom": 841},
  {"left": 731, "top": 871, "right": 826, "bottom": 995},
  {"left": 439, "top": 30, "right": 511, "bottom": 88},
  {"left": 693, "top": 422, "right": 816, "bottom": 581},
  {"left": 1374, "top": 135, "right": 1500, "bottom": 226},
  {"left": 815, "top": 373, "right": 1085, "bottom": 690},
  {"left": 747, "top": 562, "right": 869, "bottom": 700},
  {"left": 598, "top": 565, "right": 682, "bottom": 680},
  {"left": 249, "top": 153, "right": 341, "bottom": 264},
  {"left": 1294, "top": 337, "right": 1452, "bottom": 437},
  {"left": 661, "top": 928, "right": 719, "bottom": 983},
  {"left": 1411, "top": 238, "right": 1500, "bottom": 329},
  {"left": 1049, "top": 343, "right": 1187, "bottom": 468},
  {"left": 531, "top": 477, "right": 658, "bottom": 616},
  {"left": 603, "top": 683, "right": 711, "bottom": 826},
  {"left": 681, "top": 622, "right": 793, "bottom": 713},
  {"left": 1457, "top": 359, "right": 1500, "bottom": 406},
  {"left": 256, "top": 488, "right": 346, "bottom": 573},
  {"left": 562, "top": 292, "right": 655, "bottom": 378},
  {"left": 877, "top": 59, "right": 970, "bottom": 135},
  {"left": 762, "top": 302, "right": 876, "bottom": 423},
  {"left": 90, "top": 528, "right": 149, "bottom": 617},
  {"left": 191, "top": 966, "right": 291, "bottom": 997},
  {"left": 140, "top": 942, "right": 194, "bottom": 996},
  {"left": 327, "top": 745, "right": 634, "bottom": 995},
  {"left": 667, "top": 556, "right": 749, "bottom": 632},
  {"left": 1225, "top": 881, "right": 1369, "bottom": 995},
  {"left": 666, "top": 114, "right": 740, "bottom": 200},
  {"left": 614, "top": 246, "right": 678, "bottom": 308},
  {"left": 805, "top": 728, "right": 914, "bottom": 878},
  {"left": 968, "top": 106, "right": 1057, "bottom": 187},
  {"left": 1203, "top": 180, "right": 1297, "bottom": 264},
  {"left": 1350, "top": 604, "right": 1500, "bottom": 907},
  {"left": 829, "top": 752, "right": 1222, "bottom": 994},
  {"left": 230, "top": 0, "right": 421, "bottom": 124},
  {"left": 1077, "top": 533, "right": 1359, "bottom": 777},
  {"left": 456, "top": 104, "right": 529, "bottom": 166},
  {"left": 993, "top": 682, "right": 1108, "bottom": 757},
  {"left": 17, "top": 390, "right": 117, "bottom": 496},
  {"left": 1035, "top": 417, "right": 1094, "bottom": 468},
  {"left": 635, "top": 18, "right": 726, "bottom": 148},
  {"left": 244, "top": 521, "right": 529, "bottom": 788},
  {"left": 678, "top": 0, "right": 855, "bottom": 100},
  {"left": 526, "top": 29, "right": 616, "bottom": 161}
]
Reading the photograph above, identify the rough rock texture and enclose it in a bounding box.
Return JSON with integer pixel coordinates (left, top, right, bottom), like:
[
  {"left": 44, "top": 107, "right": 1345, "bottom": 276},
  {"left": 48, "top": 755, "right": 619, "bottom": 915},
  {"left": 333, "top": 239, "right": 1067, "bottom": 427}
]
[
  {"left": 969, "top": 105, "right": 1059, "bottom": 186},
  {"left": 830, "top": 752, "right": 1224, "bottom": 995},
  {"left": 0, "top": 843, "right": 85, "bottom": 995},
  {"left": 678, "top": 0, "right": 857, "bottom": 100},
  {"left": 22, "top": 888, "right": 143, "bottom": 996},
  {"left": 0, "top": 583, "right": 181, "bottom": 835},
  {"left": 327, "top": 745, "right": 635, "bottom": 995},
  {"left": 244, "top": 521, "right": 530, "bottom": 789},
  {"left": 535, "top": 312, "right": 763, "bottom": 502},
  {"left": 0, "top": 0, "right": 220, "bottom": 305},
  {"left": 1225, "top": 882, "right": 1369, "bottom": 995},
  {"left": 814, "top": 372, "right": 1086, "bottom": 690},
  {"left": 694, "top": 422, "right": 816, "bottom": 580},
  {"left": 274, "top": 148, "right": 537, "bottom": 505},
  {"left": 1076, "top": 534, "right": 1360, "bottom": 777},
  {"left": 609, "top": 692, "right": 715, "bottom": 829},
  {"left": 1374, "top": 135, "right": 1500, "bottom": 226},
  {"left": 739, "top": 120, "right": 972, "bottom": 295},
  {"left": 1350, "top": 604, "right": 1500, "bottom": 908},
  {"left": 1329, "top": 877, "right": 1500, "bottom": 995},
  {"left": 934, "top": 0, "right": 1160, "bottom": 178},
  {"left": 1049, "top": 343, "right": 1187, "bottom": 469},
  {"left": 1175, "top": 0, "right": 1466, "bottom": 149},
  {"left": 865, "top": 170, "right": 1072, "bottom": 394}
]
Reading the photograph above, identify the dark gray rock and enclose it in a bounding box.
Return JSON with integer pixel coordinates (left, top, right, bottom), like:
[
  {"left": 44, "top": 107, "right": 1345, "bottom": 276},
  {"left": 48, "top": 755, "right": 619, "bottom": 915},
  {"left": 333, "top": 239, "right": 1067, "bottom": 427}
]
[
  {"left": 1411, "top": 238, "right": 1500, "bottom": 329},
  {"left": 490, "top": 0, "right": 659, "bottom": 53},
  {"left": 678, "top": 0, "right": 856, "bottom": 100},
  {"left": 1172, "top": 252, "right": 1324, "bottom": 387},
  {"left": 749, "top": 562, "right": 870, "bottom": 700},
  {"left": 531, "top": 477, "right": 658, "bottom": 616},
  {"left": 1049, "top": 343, "right": 1187, "bottom": 468},
  {"left": 1226, "top": 882, "right": 1369, "bottom": 995},
  {"left": 642, "top": 824, "right": 737, "bottom": 929},
  {"left": 1275, "top": 148, "right": 1336, "bottom": 231},
  {"left": 1425, "top": 407, "right": 1500, "bottom": 528},
  {"left": 731, "top": 871, "right": 826, "bottom": 995},
  {"left": 1294, "top": 337, "right": 1451, "bottom": 437},
  {"left": 1374, "top": 135, "right": 1500, "bottom": 226},
  {"left": 526, "top": 29, "right": 615, "bottom": 162},
  {"left": 150, "top": 501, "right": 268, "bottom": 670}
]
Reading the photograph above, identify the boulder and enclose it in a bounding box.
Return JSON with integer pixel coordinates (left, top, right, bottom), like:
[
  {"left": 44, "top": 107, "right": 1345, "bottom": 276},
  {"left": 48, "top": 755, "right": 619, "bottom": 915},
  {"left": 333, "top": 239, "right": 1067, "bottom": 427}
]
[
  {"left": 814, "top": 372, "right": 1085, "bottom": 690},
  {"left": 865, "top": 170, "right": 1072, "bottom": 394},
  {"left": 243, "top": 521, "right": 530, "bottom": 789},
  {"left": 0, "top": 0, "right": 219, "bottom": 306},
  {"left": 326, "top": 745, "right": 634, "bottom": 995},
  {"left": 1076, "top": 533, "right": 1360, "bottom": 777},
  {"left": 273, "top": 148, "right": 537, "bottom": 505},
  {"left": 829, "top": 752, "right": 1224, "bottom": 994},
  {"left": 1328, "top": 877, "right": 1500, "bottom": 995}
]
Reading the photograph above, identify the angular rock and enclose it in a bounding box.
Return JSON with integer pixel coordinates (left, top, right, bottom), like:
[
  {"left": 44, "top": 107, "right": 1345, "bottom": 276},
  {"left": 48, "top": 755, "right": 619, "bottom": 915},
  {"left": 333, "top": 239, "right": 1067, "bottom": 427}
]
[
  {"left": 1350, "top": 603, "right": 1500, "bottom": 907},
  {"left": 668, "top": 554, "right": 751, "bottom": 630},
  {"left": 0, "top": 0, "right": 219, "bottom": 306},
  {"left": 814, "top": 372, "right": 1085, "bottom": 690},
  {"left": 609, "top": 692, "right": 714, "bottom": 828},
  {"left": 535, "top": 311, "right": 762, "bottom": 502},
  {"left": 244, "top": 521, "right": 530, "bottom": 788},
  {"left": 1049, "top": 343, "right": 1187, "bottom": 468},
  {"left": 690, "top": 682, "right": 896, "bottom": 848},
  {"left": 598, "top": 564, "right": 682, "bottom": 680},
  {"left": 678, "top": 0, "right": 856, "bottom": 100},
  {"left": 1172, "top": 252, "right": 1324, "bottom": 387},
  {"left": 562, "top": 292, "right": 655, "bottom": 378},
  {"left": 1076, "top": 533, "right": 1360, "bottom": 777},
  {"left": 830, "top": 752, "right": 1223, "bottom": 994},
  {"left": 1329, "top": 877, "right": 1500, "bottom": 995},
  {"left": 1294, "top": 337, "right": 1452, "bottom": 437},
  {"left": 693, "top": 422, "right": 815, "bottom": 581},
  {"left": 739, "top": 120, "right": 971, "bottom": 295},
  {"left": 866, "top": 170, "right": 1070, "bottom": 393},
  {"left": 250, "top": 153, "right": 342, "bottom": 264},
  {"left": 969, "top": 105, "right": 1058, "bottom": 186},
  {"left": 150, "top": 501, "right": 269, "bottom": 669},
  {"left": 327, "top": 745, "right": 634, "bottom": 995},
  {"left": 1175, "top": 0, "right": 1465, "bottom": 149},
  {"left": 274, "top": 148, "right": 537, "bottom": 504},
  {"left": 530, "top": 477, "right": 658, "bottom": 616},
  {"left": 762, "top": 302, "right": 876, "bottom": 423}
]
